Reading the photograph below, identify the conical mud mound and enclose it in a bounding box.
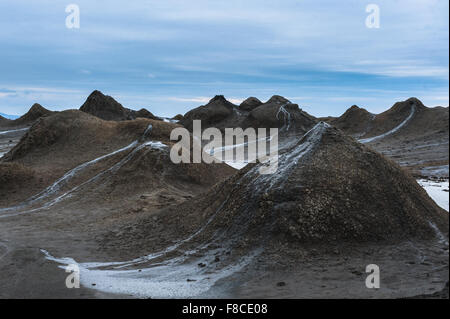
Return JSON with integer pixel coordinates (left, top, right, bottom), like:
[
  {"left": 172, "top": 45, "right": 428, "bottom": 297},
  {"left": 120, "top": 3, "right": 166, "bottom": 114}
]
[
  {"left": 364, "top": 98, "right": 426, "bottom": 138},
  {"left": 153, "top": 122, "right": 448, "bottom": 249},
  {"left": 12, "top": 103, "right": 53, "bottom": 126},
  {"left": 80, "top": 90, "right": 156, "bottom": 121},
  {"left": 243, "top": 95, "right": 317, "bottom": 135},
  {"left": 80, "top": 90, "right": 132, "bottom": 121},
  {"left": 134, "top": 108, "right": 157, "bottom": 120},
  {"left": 329, "top": 105, "right": 374, "bottom": 137},
  {"left": 180, "top": 95, "right": 238, "bottom": 131},
  {"left": 239, "top": 97, "right": 262, "bottom": 112}
]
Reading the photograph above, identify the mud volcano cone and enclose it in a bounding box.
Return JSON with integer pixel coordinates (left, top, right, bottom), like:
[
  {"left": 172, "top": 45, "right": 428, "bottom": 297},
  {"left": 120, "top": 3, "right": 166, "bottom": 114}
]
[
  {"left": 180, "top": 95, "right": 237, "bottom": 131},
  {"left": 80, "top": 90, "right": 132, "bottom": 121},
  {"left": 242, "top": 95, "right": 317, "bottom": 135},
  {"left": 13, "top": 103, "right": 53, "bottom": 126},
  {"left": 330, "top": 105, "right": 374, "bottom": 137},
  {"left": 179, "top": 122, "right": 448, "bottom": 247}
]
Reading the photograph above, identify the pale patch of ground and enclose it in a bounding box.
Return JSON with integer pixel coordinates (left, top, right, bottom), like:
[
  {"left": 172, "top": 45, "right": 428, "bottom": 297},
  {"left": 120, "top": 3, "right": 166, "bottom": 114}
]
[{"left": 418, "top": 179, "right": 449, "bottom": 212}]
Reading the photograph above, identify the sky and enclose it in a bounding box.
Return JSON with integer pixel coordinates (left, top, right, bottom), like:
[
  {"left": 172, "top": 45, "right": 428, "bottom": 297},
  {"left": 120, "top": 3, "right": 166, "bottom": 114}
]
[{"left": 0, "top": 0, "right": 448, "bottom": 117}]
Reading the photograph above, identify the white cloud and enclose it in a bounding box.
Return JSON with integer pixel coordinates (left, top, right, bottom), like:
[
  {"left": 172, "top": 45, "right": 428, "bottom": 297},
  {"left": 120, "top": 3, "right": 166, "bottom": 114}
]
[
  {"left": 0, "top": 86, "right": 83, "bottom": 94},
  {"left": 168, "top": 97, "right": 210, "bottom": 103},
  {"left": 168, "top": 96, "right": 244, "bottom": 105},
  {"left": 337, "top": 63, "right": 449, "bottom": 79}
]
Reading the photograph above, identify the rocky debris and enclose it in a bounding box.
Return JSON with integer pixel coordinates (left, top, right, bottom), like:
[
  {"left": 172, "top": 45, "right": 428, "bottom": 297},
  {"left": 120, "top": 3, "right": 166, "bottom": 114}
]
[
  {"left": 80, "top": 90, "right": 156, "bottom": 121},
  {"left": 239, "top": 97, "right": 262, "bottom": 112}
]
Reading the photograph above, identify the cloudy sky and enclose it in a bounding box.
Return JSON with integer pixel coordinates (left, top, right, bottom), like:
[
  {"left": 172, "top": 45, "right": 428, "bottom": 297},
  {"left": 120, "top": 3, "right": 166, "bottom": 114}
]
[{"left": 0, "top": 0, "right": 448, "bottom": 117}]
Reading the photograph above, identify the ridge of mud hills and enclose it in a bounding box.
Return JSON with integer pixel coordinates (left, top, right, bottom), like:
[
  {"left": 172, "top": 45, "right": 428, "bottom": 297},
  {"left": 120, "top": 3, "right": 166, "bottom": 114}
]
[
  {"left": 80, "top": 90, "right": 157, "bottom": 121},
  {"left": 329, "top": 98, "right": 448, "bottom": 177},
  {"left": 360, "top": 98, "right": 426, "bottom": 139},
  {"left": 367, "top": 102, "right": 448, "bottom": 177},
  {"left": 243, "top": 96, "right": 317, "bottom": 135},
  {"left": 369, "top": 103, "right": 448, "bottom": 144},
  {"left": 331, "top": 98, "right": 426, "bottom": 140},
  {"left": 180, "top": 95, "right": 238, "bottom": 131},
  {"left": 2, "top": 110, "right": 153, "bottom": 165},
  {"left": 180, "top": 95, "right": 317, "bottom": 137},
  {"left": 0, "top": 109, "right": 235, "bottom": 210}
]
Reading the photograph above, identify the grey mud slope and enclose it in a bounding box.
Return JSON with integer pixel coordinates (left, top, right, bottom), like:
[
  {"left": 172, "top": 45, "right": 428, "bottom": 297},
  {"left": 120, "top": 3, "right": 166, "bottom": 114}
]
[{"left": 40, "top": 123, "right": 448, "bottom": 298}]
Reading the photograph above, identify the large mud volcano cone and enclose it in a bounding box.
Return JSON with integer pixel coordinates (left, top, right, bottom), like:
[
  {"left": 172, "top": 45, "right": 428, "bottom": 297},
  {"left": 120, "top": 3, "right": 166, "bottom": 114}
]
[{"left": 181, "top": 122, "right": 448, "bottom": 247}]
